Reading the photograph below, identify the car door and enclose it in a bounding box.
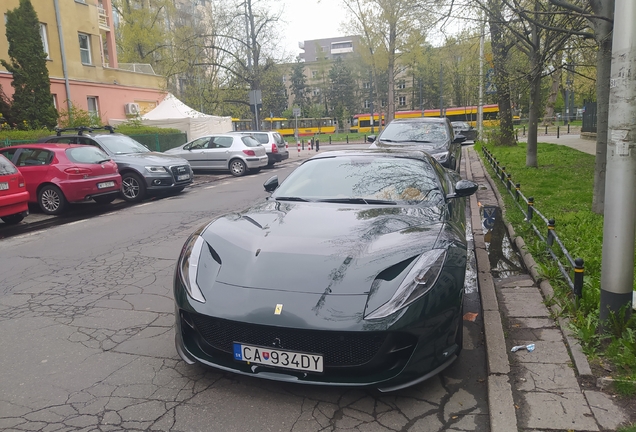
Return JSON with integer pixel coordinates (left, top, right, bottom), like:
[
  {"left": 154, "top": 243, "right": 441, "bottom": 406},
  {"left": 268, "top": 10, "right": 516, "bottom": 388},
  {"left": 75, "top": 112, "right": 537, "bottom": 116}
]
[
  {"left": 206, "top": 136, "right": 235, "bottom": 169},
  {"left": 181, "top": 137, "right": 213, "bottom": 169},
  {"left": 12, "top": 148, "right": 55, "bottom": 200}
]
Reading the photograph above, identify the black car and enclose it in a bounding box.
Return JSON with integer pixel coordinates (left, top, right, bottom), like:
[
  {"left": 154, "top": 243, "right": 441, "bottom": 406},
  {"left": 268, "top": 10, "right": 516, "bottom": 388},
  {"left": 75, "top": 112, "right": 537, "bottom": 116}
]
[
  {"left": 40, "top": 127, "right": 193, "bottom": 202},
  {"left": 451, "top": 121, "right": 477, "bottom": 143},
  {"left": 173, "top": 149, "right": 478, "bottom": 391},
  {"left": 367, "top": 117, "right": 464, "bottom": 171}
]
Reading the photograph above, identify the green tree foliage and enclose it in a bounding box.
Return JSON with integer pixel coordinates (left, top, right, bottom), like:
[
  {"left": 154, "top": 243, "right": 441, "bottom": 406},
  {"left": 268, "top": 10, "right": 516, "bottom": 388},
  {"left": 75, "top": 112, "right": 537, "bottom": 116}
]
[
  {"left": 261, "top": 61, "right": 287, "bottom": 117},
  {"left": 327, "top": 57, "right": 357, "bottom": 131},
  {"left": 290, "top": 59, "right": 309, "bottom": 115},
  {"left": 0, "top": 0, "right": 57, "bottom": 129}
]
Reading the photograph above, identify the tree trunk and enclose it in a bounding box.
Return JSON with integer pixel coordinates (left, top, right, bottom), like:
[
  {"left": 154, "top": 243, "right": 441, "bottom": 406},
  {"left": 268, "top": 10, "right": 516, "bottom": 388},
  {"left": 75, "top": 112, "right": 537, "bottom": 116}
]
[
  {"left": 591, "top": 0, "right": 614, "bottom": 214},
  {"left": 543, "top": 62, "right": 562, "bottom": 125},
  {"left": 527, "top": 72, "right": 541, "bottom": 167},
  {"left": 488, "top": 0, "right": 516, "bottom": 146}
]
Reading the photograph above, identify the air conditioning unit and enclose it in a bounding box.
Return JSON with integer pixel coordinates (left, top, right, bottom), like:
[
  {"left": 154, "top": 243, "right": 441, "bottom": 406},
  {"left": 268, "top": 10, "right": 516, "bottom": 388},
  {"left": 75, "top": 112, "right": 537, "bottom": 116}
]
[{"left": 124, "top": 102, "right": 140, "bottom": 115}]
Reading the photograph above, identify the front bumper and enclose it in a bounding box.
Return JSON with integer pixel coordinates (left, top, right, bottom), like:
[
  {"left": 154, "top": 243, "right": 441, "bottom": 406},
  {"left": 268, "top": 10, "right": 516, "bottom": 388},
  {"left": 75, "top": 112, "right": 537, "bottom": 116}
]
[{"left": 145, "top": 165, "right": 193, "bottom": 191}]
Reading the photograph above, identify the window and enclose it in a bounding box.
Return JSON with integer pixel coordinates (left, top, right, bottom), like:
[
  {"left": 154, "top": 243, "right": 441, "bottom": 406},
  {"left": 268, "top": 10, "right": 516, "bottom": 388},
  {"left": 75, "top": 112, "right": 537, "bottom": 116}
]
[
  {"left": 363, "top": 82, "right": 371, "bottom": 89},
  {"left": 311, "top": 70, "right": 317, "bottom": 78},
  {"left": 312, "top": 88, "right": 320, "bottom": 96},
  {"left": 399, "top": 96, "right": 406, "bottom": 106},
  {"left": 364, "top": 100, "right": 370, "bottom": 109},
  {"left": 381, "top": 100, "right": 387, "bottom": 107},
  {"left": 87, "top": 96, "right": 99, "bottom": 117},
  {"left": 52, "top": 94, "right": 57, "bottom": 109},
  {"left": 78, "top": 33, "right": 92, "bottom": 64},
  {"left": 40, "top": 24, "right": 50, "bottom": 59},
  {"left": 397, "top": 80, "right": 406, "bottom": 90}
]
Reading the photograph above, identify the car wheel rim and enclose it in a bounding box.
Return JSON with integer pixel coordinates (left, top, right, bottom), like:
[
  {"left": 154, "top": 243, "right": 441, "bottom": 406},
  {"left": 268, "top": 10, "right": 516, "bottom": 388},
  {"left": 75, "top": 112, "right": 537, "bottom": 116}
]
[
  {"left": 231, "top": 161, "right": 245, "bottom": 175},
  {"left": 41, "top": 189, "right": 60, "bottom": 212},
  {"left": 123, "top": 177, "right": 140, "bottom": 199}
]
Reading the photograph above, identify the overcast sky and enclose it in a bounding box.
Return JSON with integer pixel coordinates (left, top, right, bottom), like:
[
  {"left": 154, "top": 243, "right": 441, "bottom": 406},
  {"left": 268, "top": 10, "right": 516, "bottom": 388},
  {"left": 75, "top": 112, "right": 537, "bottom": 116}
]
[{"left": 278, "top": 0, "right": 346, "bottom": 58}]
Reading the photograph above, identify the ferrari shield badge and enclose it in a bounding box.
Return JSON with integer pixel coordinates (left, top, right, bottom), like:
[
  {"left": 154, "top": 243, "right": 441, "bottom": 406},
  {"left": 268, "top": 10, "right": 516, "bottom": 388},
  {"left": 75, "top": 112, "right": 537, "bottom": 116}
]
[{"left": 274, "top": 304, "right": 283, "bottom": 315}]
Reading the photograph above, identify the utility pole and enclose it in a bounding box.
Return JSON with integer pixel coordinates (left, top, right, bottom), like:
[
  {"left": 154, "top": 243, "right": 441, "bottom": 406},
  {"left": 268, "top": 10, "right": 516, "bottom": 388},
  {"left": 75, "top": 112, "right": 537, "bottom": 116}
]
[
  {"left": 439, "top": 62, "right": 444, "bottom": 117},
  {"left": 369, "top": 71, "right": 375, "bottom": 134},
  {"left": 600, "top": 0, "right": 636, "bottom": 326},
  {"left": 478, "top": 10, "right": 485, "bottom": 138}
]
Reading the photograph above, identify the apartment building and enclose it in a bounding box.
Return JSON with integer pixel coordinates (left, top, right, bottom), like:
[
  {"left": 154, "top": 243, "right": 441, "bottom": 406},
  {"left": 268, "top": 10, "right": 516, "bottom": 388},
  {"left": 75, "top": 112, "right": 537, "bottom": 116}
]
[{"left": 0, "top": 0, "right": 166, "bottom": 123}]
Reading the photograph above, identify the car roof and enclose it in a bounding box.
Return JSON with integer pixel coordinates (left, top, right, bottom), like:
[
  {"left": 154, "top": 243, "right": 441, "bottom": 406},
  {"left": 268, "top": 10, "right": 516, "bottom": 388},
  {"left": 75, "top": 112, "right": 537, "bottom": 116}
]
[
  {"left": 390, "top": 116, "right": 449, "bottom": 123},
  {"left": 2, "top": 143, "right": 93, "bottom": 151},
  {"left": 307, "top": 148, "right": 435, "bottom": 162},
  {"left": 228, "top": 130, "right": 273, "bottom": 134}
]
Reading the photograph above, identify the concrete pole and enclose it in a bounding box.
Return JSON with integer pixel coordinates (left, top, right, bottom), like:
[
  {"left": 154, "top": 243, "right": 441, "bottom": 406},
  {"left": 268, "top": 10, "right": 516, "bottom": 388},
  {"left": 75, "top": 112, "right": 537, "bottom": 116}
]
[
  {"left": 478, "top": 11, "right": 484, "bottom": 138},
  {"left": 600, "top": 0, "right": 636, "bottom": 324},
  {"left": 53, "top": 0, "right": 72, "bottom": 115}
]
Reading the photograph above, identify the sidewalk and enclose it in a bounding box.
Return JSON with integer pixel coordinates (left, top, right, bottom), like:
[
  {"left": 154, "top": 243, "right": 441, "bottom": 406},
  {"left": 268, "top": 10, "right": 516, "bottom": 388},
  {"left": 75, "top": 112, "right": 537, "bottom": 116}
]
[
  {"left": 518, "top": 131, "right": 596, "bottom": 155},
  {"left": 463, "top": 145, "right": 630, "bottom": 431}
]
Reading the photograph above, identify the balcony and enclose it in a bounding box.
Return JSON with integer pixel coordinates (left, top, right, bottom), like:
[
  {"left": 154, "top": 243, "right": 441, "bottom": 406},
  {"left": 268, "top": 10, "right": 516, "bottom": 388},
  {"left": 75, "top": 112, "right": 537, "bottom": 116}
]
[{"left": 98, "top": 5, "right": 110, "bottom": 30}]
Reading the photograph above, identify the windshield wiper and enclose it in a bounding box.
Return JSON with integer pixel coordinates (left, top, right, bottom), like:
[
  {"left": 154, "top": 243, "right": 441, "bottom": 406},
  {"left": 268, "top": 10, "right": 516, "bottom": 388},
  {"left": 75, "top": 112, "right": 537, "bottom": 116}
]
[
  {"left": 275, "top": 196, "right": 312, "bottom": 202},
  {"left": 317, "top": 198, "right": 397, "bottom": 205}
]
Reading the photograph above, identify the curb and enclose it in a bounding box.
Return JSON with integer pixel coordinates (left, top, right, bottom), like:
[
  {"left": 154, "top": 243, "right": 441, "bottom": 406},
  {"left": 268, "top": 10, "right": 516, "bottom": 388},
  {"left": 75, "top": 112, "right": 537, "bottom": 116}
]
[{"left": 463, "top": 147, "right": 518, "bottom": 432}]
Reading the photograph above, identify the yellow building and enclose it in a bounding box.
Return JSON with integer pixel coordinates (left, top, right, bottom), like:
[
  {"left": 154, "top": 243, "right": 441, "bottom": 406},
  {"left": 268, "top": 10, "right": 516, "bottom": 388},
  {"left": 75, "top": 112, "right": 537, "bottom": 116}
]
[{"left": 0, "top": 0, "right": 167, "bottom": 123}]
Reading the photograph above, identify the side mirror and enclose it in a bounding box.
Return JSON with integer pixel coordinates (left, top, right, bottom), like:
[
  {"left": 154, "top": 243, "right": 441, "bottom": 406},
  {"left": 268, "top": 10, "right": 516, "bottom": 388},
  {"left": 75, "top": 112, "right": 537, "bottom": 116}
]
[
  {"left": 367, "top": 135, "right": 376, "bottom": 143},
  {"left": 446, "top": 179, "right": 478, "bottom": 199},
  {"left": 263, "top": 175, "right": 279, "bottom": 192}
]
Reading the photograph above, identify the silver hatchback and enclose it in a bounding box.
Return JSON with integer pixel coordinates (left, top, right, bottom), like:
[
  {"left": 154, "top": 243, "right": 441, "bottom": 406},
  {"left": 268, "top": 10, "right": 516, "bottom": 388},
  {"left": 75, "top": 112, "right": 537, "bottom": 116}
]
[{"left": 165, "top": 134, "right": 268, "bottom": 176}]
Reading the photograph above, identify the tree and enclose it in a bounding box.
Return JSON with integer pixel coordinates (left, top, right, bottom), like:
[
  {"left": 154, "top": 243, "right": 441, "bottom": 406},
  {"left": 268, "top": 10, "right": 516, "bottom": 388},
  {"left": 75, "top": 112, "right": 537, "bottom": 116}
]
[
  {"left": 327, "top": 57, "right": 357, "bottom": 131},
  {"left": 290, "top": 59, "right": 309, "bottom": 115},
  {"left": 261, "top": 60, "right": 287, "bottom": 117},
  {"left": 343, "top": 0, "right": 434, "bottom": 123},
  {"left": 548, "top": 0, "right": 614, "bottom": 214},
  {"left": 1, "top": 0, "right": 57, "bottom": 129}
]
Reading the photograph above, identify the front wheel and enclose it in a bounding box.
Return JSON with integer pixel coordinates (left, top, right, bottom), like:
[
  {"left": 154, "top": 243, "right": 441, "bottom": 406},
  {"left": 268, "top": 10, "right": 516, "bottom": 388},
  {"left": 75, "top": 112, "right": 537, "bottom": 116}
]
[
  {"left": 229, "top": 159, "right": 247, "bottom": 177},
  {"left": 38, "top": 185, "right": 68, "bottom": 215},
  {"left": 121, "top": 172, "right": 146, "bottom": 202},
  {"left": 1, "top": 213, "right": 25, "bottom": 224}
]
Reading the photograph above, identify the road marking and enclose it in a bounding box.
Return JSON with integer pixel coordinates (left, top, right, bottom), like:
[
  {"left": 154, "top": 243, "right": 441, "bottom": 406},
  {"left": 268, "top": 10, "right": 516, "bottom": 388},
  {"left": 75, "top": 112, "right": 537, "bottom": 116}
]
[
  {"left": 205, "top": 185, "right": 217, "bottom": 189},
  {"left": 137, "top": 202, "right": 153, "bottom": 207},
  {"left": 66, "top": 220, "right": 87, "bottom": 227}
]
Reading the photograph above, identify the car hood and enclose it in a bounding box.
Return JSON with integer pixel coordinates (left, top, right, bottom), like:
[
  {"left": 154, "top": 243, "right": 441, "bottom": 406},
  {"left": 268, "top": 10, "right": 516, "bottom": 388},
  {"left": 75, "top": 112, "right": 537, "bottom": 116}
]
[
  {"left": 112, "top": 152, "right": 189, "bottom": 166},
  {"left": 199, "top": 200, "right": 445, "bottom": 296}
]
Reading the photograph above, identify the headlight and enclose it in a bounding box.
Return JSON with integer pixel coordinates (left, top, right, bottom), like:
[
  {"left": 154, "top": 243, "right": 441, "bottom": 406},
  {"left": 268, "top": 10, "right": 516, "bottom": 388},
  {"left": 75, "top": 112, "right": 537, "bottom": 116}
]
[
  {"left": 177, "top": 234, "right": 206, "bottom": 303},
  {"left": 431, "top": 152, "right": 448, "bottom": 163},
  {"left": 145, "top": 166, "right": 167, "bottom": 173},
  {"left": 366, "top": 249, "right": 446, "bottom": 319}
]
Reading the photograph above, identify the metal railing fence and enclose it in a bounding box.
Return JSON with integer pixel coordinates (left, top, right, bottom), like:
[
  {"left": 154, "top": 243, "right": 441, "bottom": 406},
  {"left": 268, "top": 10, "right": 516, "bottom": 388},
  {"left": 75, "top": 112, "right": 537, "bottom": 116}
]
[{"left": 482, "top": 146, "right": 585, "bottom": 301}]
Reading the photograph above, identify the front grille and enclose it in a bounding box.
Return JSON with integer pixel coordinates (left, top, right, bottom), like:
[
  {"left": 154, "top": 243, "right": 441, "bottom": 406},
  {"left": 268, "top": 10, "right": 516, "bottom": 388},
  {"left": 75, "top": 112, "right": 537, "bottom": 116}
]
[
  {"left": 170, "top": 165, "right": 192, "bottom": 183},
  {"left": 190, "top": 314, "right": 388, "bottom": 367}
]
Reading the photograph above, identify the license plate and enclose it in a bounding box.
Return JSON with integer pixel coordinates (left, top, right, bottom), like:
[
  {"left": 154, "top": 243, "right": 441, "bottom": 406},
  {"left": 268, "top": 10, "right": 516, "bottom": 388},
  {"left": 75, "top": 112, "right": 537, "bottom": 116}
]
[
  {"left": 0, "top": 182, "right": 8, "bottom": 190},
  {"left": 177, "top": 174, "right": 190, "bottom": 181},
  {"left": 233, "top": 343, "right": 323, "bottom": 373},
  {"left": 97, "top": 181, "right": 115, "bottom": 189}
]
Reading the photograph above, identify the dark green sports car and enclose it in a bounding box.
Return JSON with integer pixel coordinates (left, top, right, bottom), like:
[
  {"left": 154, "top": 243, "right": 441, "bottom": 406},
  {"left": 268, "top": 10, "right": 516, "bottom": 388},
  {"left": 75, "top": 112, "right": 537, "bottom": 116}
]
[{"left": 174, "top": 149, "right": 477, "bottom": 391}]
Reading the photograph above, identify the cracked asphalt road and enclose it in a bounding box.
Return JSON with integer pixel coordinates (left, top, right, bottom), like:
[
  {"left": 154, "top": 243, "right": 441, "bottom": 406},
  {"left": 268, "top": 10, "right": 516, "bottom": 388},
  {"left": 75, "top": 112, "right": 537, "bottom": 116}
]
[{"left": 0, "top": 158, "right": 489, "bottom": 432}]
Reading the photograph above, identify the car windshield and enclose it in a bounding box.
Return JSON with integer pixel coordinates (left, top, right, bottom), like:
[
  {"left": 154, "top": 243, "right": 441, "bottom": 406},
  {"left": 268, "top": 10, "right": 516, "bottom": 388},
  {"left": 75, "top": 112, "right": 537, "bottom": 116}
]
[
  {"left": 97, "top": 135, "right": 150, "bottom": 154},
  {"left": 378, "top": 121, "right": 449, "bottom": 147},
  {"left": 452, "top": 122, "right": 470, "bottom": 129},
  {"left": 272, "top": 155, "right": 443, "bottom": 205},
  {"left": 0, "top": 154, "right": 17, "bottom": 175},
  {"left": 66, "top": 146, "right": 111, "bottom": 164}
]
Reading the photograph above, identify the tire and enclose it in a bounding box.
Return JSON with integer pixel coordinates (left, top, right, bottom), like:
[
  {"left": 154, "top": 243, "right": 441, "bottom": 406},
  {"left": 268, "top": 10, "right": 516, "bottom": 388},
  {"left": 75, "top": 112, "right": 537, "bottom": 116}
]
[
  {"left": 38, "top": 184, "right": 67, "bottom": 215},
  {"left": 229, "top": 159, "right": 247, "bottom": 177},
  {"left": 121, "top": 172, "right": 146, "bottom": 202},
  {"left": 94, "top": 195, "right": 116, "bottom": 204},
  {"left": 1, "top": 213, "right": 24, "bottom": 224}
]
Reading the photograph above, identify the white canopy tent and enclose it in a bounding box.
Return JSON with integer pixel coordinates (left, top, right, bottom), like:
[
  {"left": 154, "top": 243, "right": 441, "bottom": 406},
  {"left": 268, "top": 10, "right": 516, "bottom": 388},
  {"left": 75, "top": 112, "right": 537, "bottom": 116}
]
[{"left": 110, "top": 94, "right": 232, "bottom": 140}]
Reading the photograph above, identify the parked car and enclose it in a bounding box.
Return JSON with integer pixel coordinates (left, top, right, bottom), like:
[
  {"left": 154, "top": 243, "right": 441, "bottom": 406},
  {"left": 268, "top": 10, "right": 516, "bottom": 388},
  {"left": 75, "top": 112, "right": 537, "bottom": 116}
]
[
  {"left": 173, "top": 148, "right": 478, "bottom": 391},
  {"left": 0, "top": 144, "right": 121, "bottom": 215},
  {"left": 228, "top": 131, "right": 289, "bottom": 166},
  {"left": 39, "top": 127, "right": 193, "bottom": 203},
  {"left": 451, "top": 121, "right": 477, "bottom": 143},
  {"left": 367, "top": 117, "right": 464, "bottom": 171},
  {"left": 164, "top": 134, "right": 268, "bottom": 176},
  {"left": 0, "top": 154, "right": 29, "bottom": 224}
]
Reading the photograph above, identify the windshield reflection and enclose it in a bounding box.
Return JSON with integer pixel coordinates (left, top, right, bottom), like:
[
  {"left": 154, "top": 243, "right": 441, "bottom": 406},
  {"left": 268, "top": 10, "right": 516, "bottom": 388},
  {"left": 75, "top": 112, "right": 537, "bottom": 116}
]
[{"left": 99, "top": 135, "right": 150, "bottom": 155}]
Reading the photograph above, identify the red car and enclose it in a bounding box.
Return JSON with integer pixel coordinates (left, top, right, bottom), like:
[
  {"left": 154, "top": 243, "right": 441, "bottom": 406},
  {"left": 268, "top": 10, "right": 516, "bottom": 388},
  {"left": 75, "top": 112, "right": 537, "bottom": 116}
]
[
  {"left": 0, "top": 144, "right": 121, "bottom": 215},
  {"left": 0, "top": 153, "right": 29, "bottom": 224}
]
